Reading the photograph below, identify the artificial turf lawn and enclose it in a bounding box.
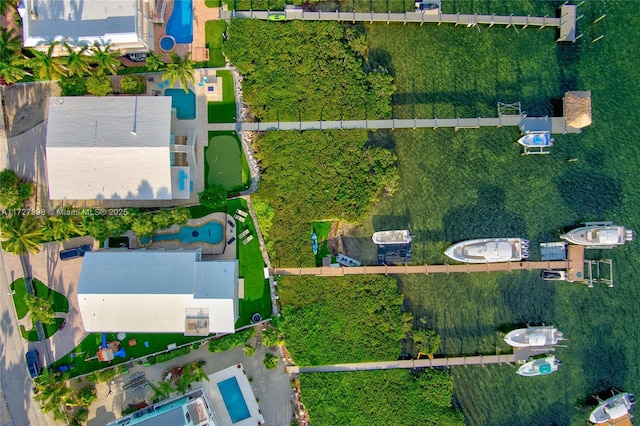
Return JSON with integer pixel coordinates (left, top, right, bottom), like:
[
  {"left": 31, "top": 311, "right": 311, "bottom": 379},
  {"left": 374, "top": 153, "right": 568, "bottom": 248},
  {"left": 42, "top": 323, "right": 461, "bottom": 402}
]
[
  {"left": 205, "top": 132, "right": 250, "bottom": 192},
  {"left": 205, "top": 20, "right": 227, "bottom": 68},
  {"left": 312, "top": 221, "right": 333, "bottom": 266},
  {"left": 207, "top": 70, "right": 236, "bottom": 123},
  {"left": 11, "top": 278, "right": 69, "bottom": 341}
]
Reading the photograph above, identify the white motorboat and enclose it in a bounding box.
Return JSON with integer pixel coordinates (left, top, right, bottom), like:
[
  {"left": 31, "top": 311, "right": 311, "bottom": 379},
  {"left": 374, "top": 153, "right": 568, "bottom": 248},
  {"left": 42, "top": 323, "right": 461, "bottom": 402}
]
[
  {"left": 589, "top": 392, "right": 635, "bottom": 424},
  {"left": 561, "top": 222, "right": 633, "bottom": 248},
  {"left": 504, "top": 326, "right": 564, "bottom": 348},
  {"left": 518, "top": 131, "right": 554, "bottom": 155},
  {"left": 444, "top": 238, "right": 529, "bottom": 263},
  {"left": 372, "top": 230, "right": 412, "bottom": 245},
  {"left": 516, "top": 356, "right": 561, "bottom": 377}
]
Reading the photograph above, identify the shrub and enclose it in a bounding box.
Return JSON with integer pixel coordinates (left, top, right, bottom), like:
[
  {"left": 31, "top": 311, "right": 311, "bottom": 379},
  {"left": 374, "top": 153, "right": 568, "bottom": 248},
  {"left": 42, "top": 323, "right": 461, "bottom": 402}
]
[
  {"left": 0, "top": 169, "right": 31, "bottom": 208},
  {"left": 120, "top": 75, "right": 146, "bottom": 94},
  {"left": 263, "top": 353, "right": 279, "bottom": 369},
  {"left": 199, "top": 185, "right": 227, "bottom": 210},
  {"left": 74, "top": 407, "right": 89, "bottom": 422},
  {"left": 208, "top": 329, "right": 255, "bottom": 353},
  {"left": 75, "top": 386, "right": 97, "bottom": 406},
  {"left": 243, "top": 344, "right": 256, "bottom": 357},
  {"left": 94, "top": 368, "right": 117, "bottom": 383},
  {"left": 155, "top": 346, "right": 190, "bottom": 364},
  {"left": 86, "top": 75, "right": 113, "bottom": 96},
  {"left": 58, "top": 77, "right": 88, "bottom": 96}
]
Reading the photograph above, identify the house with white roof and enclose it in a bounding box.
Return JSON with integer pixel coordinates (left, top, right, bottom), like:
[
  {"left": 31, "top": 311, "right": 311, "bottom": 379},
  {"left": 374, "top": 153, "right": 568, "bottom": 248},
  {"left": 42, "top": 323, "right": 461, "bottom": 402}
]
[
  {"left": 45, "top": 96, "right": 194, "bottom": 203},
  {"left": 17, "top": 0, "right": 154, "bottom": 56},
  {"left": 77, "top": 250, "right": 238, "bottom": 335}
]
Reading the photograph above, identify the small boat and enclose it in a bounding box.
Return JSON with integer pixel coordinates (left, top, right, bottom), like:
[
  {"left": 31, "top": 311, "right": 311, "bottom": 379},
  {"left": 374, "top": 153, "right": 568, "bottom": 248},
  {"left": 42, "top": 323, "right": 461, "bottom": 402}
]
[
  {"left": 518, "top": 131, "right": 554, "bottom": 154},
  {"left": 336, "top": 253, "right": 361, "bottom": 267},
  {"left": 540, "top": 270, "right": 567, "bottom": 281},
  {"left": 589, "top": 392, "right": 635, "bottom": 424},
  {"left": 444, "top": 238, "right": 529, "bottom": 263},
  {"left": 372, "top": 230, "right": 412, "bottom": 245},
  {"left": 516, "top": 356, "right": 561, "bottom": 377},
  {"left": 504, "top": 326, "right": 564, "bottom": 348},
  {"left": 561, "top": 222, "right": 634, "bottom": 248},
  {"left": 311, "top": 232, "right": 318, "bottom": 255}
]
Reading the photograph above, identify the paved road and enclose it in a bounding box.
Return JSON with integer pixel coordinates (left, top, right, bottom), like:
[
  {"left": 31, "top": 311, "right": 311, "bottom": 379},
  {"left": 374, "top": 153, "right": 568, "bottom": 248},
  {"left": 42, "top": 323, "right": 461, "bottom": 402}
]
[{"left": 0, "top": 251, "right": 49, "bottom": 426}]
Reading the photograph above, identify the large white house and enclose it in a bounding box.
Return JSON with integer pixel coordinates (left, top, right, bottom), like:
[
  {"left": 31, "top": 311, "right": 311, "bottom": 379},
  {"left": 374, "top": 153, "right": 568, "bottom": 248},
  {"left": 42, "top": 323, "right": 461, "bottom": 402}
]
[
  {"left": 77, "top": 250, "right": 239, "bottom": 335},
  {"left": 45, "top": 96, "right": 192, "bottom": 202},
  {"left": 17, "top": 0, "right": 154, "bottom": 55}
]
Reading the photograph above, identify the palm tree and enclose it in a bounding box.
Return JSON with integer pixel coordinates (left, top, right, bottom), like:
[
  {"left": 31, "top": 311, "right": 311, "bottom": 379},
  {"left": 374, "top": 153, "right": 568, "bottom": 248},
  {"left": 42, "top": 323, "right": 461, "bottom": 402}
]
[
  {"left": 148, "top": 381, "right": 174, "bottom": 401},
  {"left": 145, "top": 51, "right": 165, "bottom": 72},
  {"left": 62, "top": 42, "right": 91, "bottom": 77},
  {"left": 89, "top": 43, "right": 121, "bottom": 76},
  {"left": 0, "top": 215, "right": 45, "bottom": 255},
  {"left": 25, "top": 42, "right": 68, "bottom": 80},
  {"left": 43, "top": 215, "right": 86, "bottom": 242},
  {"left": 34, "top": 373, "right": 74, "bottom": 422},
  {"left": 0, "top": 0, "right": 18, "bottom": 16},
  {"left": 0, "top": 58, "right": 28, "bottom": 85},
  {"left": 162, "top": 52, "right": 195, "bottom": 94},
  {"left": 0, "top": 27, "right": 22, "bottom": 62}
]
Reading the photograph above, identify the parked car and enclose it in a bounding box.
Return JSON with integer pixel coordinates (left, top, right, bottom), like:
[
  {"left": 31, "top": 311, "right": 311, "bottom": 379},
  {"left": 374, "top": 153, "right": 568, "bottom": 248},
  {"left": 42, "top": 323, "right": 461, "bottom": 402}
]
[
  {"left": 25, "top": 350, "right": 42, "bottom": 378},
  {"left": 59, "top": 244, "right": 92, "bottom": 261}
]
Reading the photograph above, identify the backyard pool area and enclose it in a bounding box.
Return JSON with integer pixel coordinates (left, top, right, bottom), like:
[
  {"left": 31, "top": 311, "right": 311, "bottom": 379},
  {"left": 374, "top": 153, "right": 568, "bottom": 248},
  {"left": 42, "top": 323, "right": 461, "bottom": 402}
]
[
  {"left": 166, "top": 0, "right": 193, "bottom": 44},
  {"left": 165, "top": 89, "right": 196, "bottom": 120},
  {"left": 153, "top": 221, "right": 223, "bottom": 244},
  {"left": 207, "top": 364, "right": 264, "bottom": 425}
]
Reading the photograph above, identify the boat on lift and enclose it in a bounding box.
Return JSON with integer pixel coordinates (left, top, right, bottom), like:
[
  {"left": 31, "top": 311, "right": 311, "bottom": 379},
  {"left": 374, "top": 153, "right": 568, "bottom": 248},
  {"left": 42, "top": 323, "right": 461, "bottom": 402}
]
[
  {"left": 518, "top": 131, "right": 554, "bottom": 155},
  {"left": 504, "top": 325, "right": 564, "bottom": 348},
  {"left": 561, "top": 222, "right": 633, "bottom": 248},
  {"left": 311, "top": 232, "right": 318, "bottom": 255},
  {"left": 444, "top": 238, "right": 529, "bottom": 263},
  {"left": 589, "top": 391, "right": 635, "bottom": 424},
  {"left": 372, "top": 230, "right": 412, "bottom": 245},
  {"left": 516, "top": 356, "right": 561, "bottom": 377}
]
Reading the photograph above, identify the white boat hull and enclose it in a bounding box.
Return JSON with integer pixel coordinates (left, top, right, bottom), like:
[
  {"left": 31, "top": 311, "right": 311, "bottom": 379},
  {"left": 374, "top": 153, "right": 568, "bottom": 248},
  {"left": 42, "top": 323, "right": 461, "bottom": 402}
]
[
  {"left": 561, "top": 224, "right": 633, "bottom": 248},
  {"left": 372, "top": 230, "right": 412, "bottom": 245},
  {"left": 504, "top": 326, "right": 563, "bottom": 348},
  {"left": 589, "top": 392, "right": 635, "bottom": 424},
  {"left": 516, "top": 356, "right": 559, "bottom": 377},
  {"left": 518, "top": 131, "right": 553, "bottom": 147},
  {"left": 444, "top": 238, "right": 529, "bottom": 263}
]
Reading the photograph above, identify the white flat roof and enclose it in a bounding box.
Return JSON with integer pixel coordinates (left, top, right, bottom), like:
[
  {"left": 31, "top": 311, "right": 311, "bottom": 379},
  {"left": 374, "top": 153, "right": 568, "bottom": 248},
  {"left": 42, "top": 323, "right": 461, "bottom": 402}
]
[
  {"left": 46, "top": 96, "right": 174, "bottom": 200},
  {"left": 78, "top": 251, "right": 238, "bottom": 333},
  {"left": 20, "top": 0, "right": 139, "bottom": 47}
]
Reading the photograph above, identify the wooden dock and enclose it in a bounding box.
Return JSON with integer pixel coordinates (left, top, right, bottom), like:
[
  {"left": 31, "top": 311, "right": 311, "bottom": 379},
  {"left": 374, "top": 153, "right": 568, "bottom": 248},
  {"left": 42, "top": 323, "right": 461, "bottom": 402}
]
[
  {"left": 206, "top": 115, "right": 581, "bottom": 135},
  {"left": 220, "top": 5, "right": 576, "bottom": 43},
  {"left": 271, "top": 245, "right": 585, "bottom": 282}
]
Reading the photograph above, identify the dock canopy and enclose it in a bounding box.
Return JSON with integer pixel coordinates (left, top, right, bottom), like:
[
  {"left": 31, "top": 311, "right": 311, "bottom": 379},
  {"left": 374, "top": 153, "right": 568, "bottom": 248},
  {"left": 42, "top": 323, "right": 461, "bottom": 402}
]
[{"left": 564, "top": 91, "right": 592, "bottom": 129}]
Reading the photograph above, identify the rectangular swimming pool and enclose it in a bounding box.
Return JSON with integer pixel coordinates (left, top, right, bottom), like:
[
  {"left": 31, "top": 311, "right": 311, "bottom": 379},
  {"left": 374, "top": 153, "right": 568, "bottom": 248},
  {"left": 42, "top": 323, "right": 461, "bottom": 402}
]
[
  {"left": 217, "top": 377, "right": 251, "bottom": 423},
  {"left": 153, "top": 221, "right": 223, "bottom": 244}
]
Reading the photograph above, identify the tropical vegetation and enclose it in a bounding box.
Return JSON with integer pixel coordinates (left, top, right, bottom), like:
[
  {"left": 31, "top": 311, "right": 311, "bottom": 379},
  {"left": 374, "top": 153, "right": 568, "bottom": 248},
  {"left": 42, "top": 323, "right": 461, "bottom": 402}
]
[
  {"left": 162, "top": 52, "right": 196, "bottom": 94},
  {"left": 0, "top": 169, "right": 33, "bottom": 208},
  {"left": 208, "top": 328, "right": 255, "bottom": 353}
]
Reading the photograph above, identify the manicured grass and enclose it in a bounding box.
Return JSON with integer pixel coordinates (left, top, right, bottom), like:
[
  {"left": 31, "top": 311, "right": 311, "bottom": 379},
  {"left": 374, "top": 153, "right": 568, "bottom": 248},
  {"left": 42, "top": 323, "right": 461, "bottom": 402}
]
[
  {"left": 205, "top": 20, "right": 227, "bottom": 68},
  {"left": 50, "top": 332, "right": 205, "bottom": 378},
  {"left": 227, "top": 198, "right": 272, "bottom": 326},
  {"left": 20, "top": 318, "right": 65, "bottom": 342},
  {"left": 10, "top": 278, "right": 29, "bottom": 319},
  {"left": 205, "top": 131, "right": 250, "bottom": 192},
  {"left": 11, "top": 278, "right": 69, "bottom": 341},
  {"left": 188, "top": 204, "right": 218, "bottom": 219},
  {"left": 207, "top": 70, "right": 236, "bottom": 123},
  {"left": 312, "top": 221, "right": 333, "bottom": 266}
]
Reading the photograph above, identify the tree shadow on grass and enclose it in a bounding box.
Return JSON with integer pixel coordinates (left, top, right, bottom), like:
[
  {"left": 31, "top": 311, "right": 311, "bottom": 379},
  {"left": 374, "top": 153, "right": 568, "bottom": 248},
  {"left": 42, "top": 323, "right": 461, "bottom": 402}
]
[{"left": 554, "top": 168, "right": 621, "bottom": 218}]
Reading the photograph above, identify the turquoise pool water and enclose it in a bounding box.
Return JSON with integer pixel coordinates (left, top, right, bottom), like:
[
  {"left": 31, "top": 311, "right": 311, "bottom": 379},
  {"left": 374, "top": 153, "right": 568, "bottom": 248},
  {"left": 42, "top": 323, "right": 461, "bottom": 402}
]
[
  {"left": 165, "top": 89, "right": 196, "bottom": 120},
  {"left": 153, "top": 221, "right": 223, "bottom": 244},
  {"left": 217, "top": 377, "right": 251, "bottom": 423},
  {"left": 166, "top": 0, "right": 193, "bottom": 44}
]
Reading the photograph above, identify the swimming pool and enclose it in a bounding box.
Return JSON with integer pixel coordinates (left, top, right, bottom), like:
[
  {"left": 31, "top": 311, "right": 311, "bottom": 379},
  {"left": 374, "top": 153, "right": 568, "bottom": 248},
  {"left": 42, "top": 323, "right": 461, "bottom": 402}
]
[
  {"left": 165, "top": 89, "right": 196, "bottom": 120},
  {"left": 217, "top": 377, "right": 251, "bottom": 423},
  {"left": 153, "top": 221, "right": 223, "bottom": 244},
  {"left": 166, "top": 0, "right": 193, "bottom": 44}
]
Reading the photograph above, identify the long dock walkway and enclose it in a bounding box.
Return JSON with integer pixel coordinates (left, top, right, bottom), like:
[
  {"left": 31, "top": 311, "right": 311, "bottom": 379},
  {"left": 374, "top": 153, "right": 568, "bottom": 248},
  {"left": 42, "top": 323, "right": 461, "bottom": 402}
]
[
  {"left": 287, "top": 353, "right": 516, "bottom": 374},
  {"left": 220, "top": 5, "right": 576, "bottom": 42},
  {"left": 206, "top": 115, "right": 578, "bottom": 135},
  {"left": 271, "top": 244, "right": 585, "bottom": 282}
]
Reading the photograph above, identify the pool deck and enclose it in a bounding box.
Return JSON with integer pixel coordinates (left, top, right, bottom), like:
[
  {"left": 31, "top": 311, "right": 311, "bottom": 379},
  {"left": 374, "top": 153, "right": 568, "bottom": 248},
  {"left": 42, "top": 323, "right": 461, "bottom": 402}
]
[
  {"left": 138, "top": 213, "right": 237, "bottom": 258},
  {"left": 206, "top": 364, "right": 265, "bottom": 426}
]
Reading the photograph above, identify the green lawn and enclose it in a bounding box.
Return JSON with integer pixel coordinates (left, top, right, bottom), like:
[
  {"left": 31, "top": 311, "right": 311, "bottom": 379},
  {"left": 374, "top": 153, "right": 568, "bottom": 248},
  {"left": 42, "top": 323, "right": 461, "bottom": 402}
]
[
  {"left": 205, "top": 131, "right": 250, "bottom": 192},
  {"left": 207, "top": 70, "right": 236, "bottom": 123},
  {"left": 227, "top": 198, "right": 272, "bottom": 326},
  {"left": 20, "top": 318, "right": 66, "bottom": 342},
  {"left": 10, "top": 278, "right": 29, "bottom": 319},
  {"left": 312, "top": 221, "right": 333, "bottom": 266},
  {"left": 205, "top": 20, "right": 227, "bottom": 68},
  {"left": 11, "top": 278, "right": 69, "bottom": 341}
]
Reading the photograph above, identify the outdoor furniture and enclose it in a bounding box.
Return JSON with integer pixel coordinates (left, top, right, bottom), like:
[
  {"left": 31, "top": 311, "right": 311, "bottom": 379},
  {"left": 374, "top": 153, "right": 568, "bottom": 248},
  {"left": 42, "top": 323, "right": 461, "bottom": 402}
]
[
  {"left": 234, "top": 214, "right": 246, "bottom": 223},
  {"left": 227, "top": 237, "right": 235, "bottom": 245},
  {"left": 128, "top": 339, "right": 137, "bottom": 347},
  {"left": 236, "top": 209, "right": 248, "bottom": 218},
  {"left": 238, "top": 229, "right": 250, "bottom": 239},
  {"left": 227, "top": 219, "right": 235, "bottom": 228},
  {"left": 242, "top": 235, "right": 254, "bottom": 245}
]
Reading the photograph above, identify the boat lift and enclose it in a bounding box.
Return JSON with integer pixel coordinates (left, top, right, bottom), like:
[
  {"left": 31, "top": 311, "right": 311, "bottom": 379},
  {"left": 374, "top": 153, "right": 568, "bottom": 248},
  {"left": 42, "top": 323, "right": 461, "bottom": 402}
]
[{"left": 584, "top": 259, "right": 614, "bottom": 288}]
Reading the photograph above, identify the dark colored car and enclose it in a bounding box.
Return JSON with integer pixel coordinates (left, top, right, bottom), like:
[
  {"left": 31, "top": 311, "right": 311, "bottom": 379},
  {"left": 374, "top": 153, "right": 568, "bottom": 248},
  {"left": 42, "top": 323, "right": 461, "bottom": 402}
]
[
  {"left": 59, "top": 244, "right": 92, "bottom": 261},
  {"left": 25, "top": 350, "right": 42, "bottom": 378}
]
